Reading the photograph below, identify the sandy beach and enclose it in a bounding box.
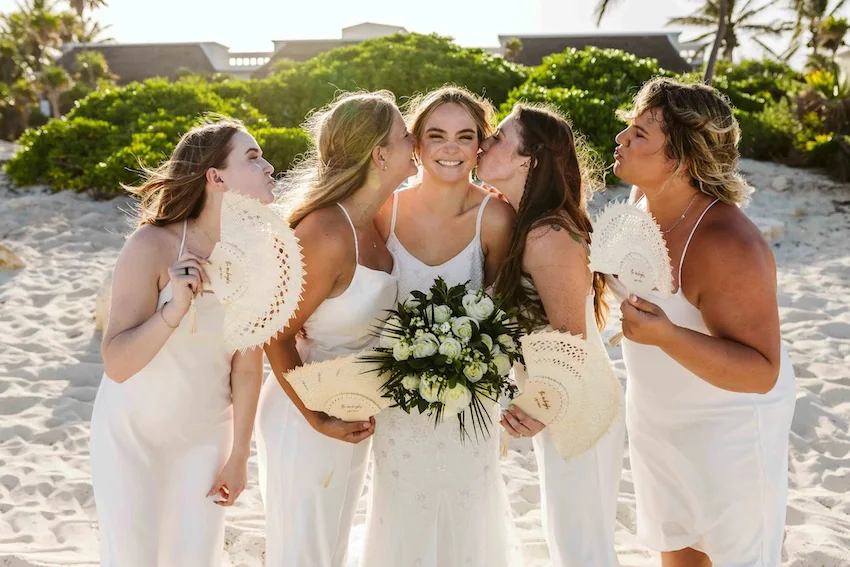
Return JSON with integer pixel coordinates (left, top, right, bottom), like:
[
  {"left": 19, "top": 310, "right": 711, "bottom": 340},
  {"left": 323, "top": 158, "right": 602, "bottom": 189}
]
[{"left": 1, "top": 139, "right": 849, "bottom": 566}]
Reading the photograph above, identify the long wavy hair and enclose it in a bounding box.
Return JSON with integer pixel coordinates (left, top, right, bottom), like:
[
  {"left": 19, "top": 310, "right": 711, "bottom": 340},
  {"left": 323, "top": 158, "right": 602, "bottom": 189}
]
[
  {"left": 494, "top": 103, "right": 608, "bottom": 331},
  {"left": 617, "top": 77, "right": 754, "bottom": 206},
  {"left": 279, "top": 90, "right": 397, "bottom": 226},
  {"left": 126, "top": 115, "right": 245, "bottom": 227}
]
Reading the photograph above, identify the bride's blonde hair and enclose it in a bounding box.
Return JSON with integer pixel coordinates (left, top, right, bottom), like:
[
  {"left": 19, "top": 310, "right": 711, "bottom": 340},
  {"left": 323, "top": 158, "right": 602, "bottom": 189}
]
[
  {"left": 618, "top": 77, "right": 754, "bottom": 206},
  {"left": 279, "top": 90, "right": 398, "bottom": 226}
]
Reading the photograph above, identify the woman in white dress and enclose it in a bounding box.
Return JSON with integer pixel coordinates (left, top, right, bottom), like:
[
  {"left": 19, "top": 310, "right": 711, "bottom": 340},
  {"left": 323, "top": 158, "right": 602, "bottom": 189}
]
[
  {"left": 256, "top": 90, "right": 416, "bottom": 567},
  {"left": 612, "top": 78, "right": 796, "bottom": 566},
  {"left": 362, "top": 86, "right": 519, "bottom": 567},
  {"left": 477, "top": 103, "right": 626, "bottom": 566},
  {"left": 91, "top": 117, "right": 273, "bottom": 566}
]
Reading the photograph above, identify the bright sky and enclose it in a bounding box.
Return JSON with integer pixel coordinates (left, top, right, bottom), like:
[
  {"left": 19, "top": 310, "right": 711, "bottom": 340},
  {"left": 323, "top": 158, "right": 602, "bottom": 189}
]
[{"left": 2, "top": 0, "right": 847, "bottom": 63}]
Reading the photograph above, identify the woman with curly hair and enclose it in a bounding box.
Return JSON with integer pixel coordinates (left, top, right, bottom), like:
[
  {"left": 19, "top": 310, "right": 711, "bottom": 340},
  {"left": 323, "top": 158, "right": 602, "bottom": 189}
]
[{"left": 613, "top": 78, "right": 796, "bottom": 567}]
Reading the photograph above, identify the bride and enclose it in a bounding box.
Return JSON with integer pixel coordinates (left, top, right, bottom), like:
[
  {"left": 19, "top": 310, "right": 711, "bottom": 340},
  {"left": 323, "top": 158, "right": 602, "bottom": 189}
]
[{"left": 361, "top": 86, "right": 521, "bottom": 567}]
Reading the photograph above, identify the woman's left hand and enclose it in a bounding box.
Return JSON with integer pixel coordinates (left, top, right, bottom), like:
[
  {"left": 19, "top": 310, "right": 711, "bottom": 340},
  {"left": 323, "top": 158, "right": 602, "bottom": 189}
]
[
  {"left": 620, "top": 294, "right": 676, "bottom": 347},
  {"left": 208, "top": 453, "right": 248, "bottom": 506},
  {"left": 501, "top": 405, "right": 546, "bottom": 438}
]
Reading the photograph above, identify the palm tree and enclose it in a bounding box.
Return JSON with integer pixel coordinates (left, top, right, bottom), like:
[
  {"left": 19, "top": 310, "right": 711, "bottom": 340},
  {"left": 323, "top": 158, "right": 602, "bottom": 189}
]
[
  {"left": 594, "top": 0, "right": 732, "bottom": 83},
  {"left": 668, "top": 0, "right": 793, "bottom": 60},
  {"left": 74, "top": 49, "right": 115, "bottom": 87},
  {"left": 9, "top": 78, "right": 38, "bottom": 130},
  {"left": 69, "top": 0, "right": 107, "bottom": 20},
  {"left": 790, "top": 0, "right": 848, "bottom": 67},
  {"left": 503, "top": 37, "right": 523, "bottom": 63},
  {"left": 37, "top": 64, "right": 71, "bottom": 118}
]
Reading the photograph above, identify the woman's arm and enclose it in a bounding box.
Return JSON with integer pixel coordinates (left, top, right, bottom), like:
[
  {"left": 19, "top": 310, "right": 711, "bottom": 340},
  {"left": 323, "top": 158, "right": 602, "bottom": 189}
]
[
  {"left": 621, "top": 218, "right": 783, "bottom": 394},
  {"left": 208, "top": 346, "right": 263, "bottom": 506},
  {"left": 502, "top": 225, "right": 591, "bottom": 437},
  {"left": 101, "top": 226, "right": 207, "bottom": 383},
  {"left": 480, "top": 196, "right": 516, "bottom": 287},
  {"left": 263, "top": 209, "right": 376, "bottom": 443}
]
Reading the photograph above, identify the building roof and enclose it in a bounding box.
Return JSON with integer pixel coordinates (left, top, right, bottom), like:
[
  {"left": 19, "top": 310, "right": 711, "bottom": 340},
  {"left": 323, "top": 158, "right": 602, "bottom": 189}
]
[
  {"left": 253, "top": 39, "right": 361, "bottom": 78},
  {"left": 497, "top": 32, "right": 695, "bottom": 73},
  {"left": 56, "top": 43, "right": 218, "bottom": 84}
]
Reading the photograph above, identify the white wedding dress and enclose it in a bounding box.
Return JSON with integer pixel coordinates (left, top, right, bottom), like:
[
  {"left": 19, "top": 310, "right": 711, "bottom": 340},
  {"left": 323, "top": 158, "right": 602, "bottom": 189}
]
[{"left": 360, "top": 189, "right": 522, "bottom": 567}]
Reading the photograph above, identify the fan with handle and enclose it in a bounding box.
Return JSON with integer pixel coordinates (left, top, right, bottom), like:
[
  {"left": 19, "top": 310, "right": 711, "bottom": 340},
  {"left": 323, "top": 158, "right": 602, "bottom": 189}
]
[
  {"left": 204, "top": 191, "right": 305, "bottom": 354},
  {"left": 588, "top": 201, "right": 673, "bottom": 345}
]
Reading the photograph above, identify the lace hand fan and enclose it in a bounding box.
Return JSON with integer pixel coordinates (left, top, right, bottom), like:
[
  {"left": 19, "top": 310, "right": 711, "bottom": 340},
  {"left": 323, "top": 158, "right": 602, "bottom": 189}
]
[
  {"left": 512, "top": 330, "right": 623, "bottom": 460},
  {"left": 204, "top": 191, "right": 304, "bottom": 354},
  {"left": 588, "top": 201, "right": 673, "bottom": 345},
  {"left": 285, "top": 354, "right": 393, "bottom": 421}
]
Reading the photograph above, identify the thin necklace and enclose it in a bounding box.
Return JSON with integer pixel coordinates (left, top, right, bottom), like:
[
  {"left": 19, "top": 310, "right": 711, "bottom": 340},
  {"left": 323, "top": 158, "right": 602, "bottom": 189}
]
[
  {"left": 193, "top": 219, "right": 218, "bottom": 247},
  {"left": 663, "top": 193, "right": 700, "bottom": 234}
]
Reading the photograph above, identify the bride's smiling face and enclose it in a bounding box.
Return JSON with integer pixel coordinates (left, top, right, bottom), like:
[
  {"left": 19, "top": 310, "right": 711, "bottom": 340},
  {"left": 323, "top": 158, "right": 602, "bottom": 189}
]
[{"left": 417, "top": 102, "right": 480, "bottom": 184}]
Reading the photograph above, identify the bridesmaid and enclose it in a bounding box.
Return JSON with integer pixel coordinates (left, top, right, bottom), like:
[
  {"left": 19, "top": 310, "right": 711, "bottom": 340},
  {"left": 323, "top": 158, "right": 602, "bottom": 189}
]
[
  {"left": 91, "top": 117, "right": 273, "bottom": 566},
  {"left": 256, "top": 90, "right": 416, "bottom": 567},
  {"left": 477, "top": 102, "right": 625, "bottom": 567},
  {"left": 613, "top": 78, "right": 795, "bottom": 567}
]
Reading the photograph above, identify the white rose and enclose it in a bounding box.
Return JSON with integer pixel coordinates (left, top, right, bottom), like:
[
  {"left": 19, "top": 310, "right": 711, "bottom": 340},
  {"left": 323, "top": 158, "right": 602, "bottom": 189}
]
[
  {"left": 426, "top": 304, "right": 452, "bottom": 324},
  {"left": 412, "top": 333, "right": 439, "bottom": 358},
  {"left": 451, "top": 316, "right": 477, "bottom": 341},
  {"left": 463, "top": 294, "right": 495, "bottom": 321},
  {"left": 439, "top": 383, "right": 472, "bottom": 416},
  {"left": 419, "top": 376, "right": 442, "bottom": 403},
  {"left": 392, "top": 342, "right": 412, "bottom": 361},
  {"left": 403, "top": 294, "right": 421, "bottom": 311},
  {"left": 401, "top": 375, "right": 421, "bottom": 391},
  {"left": 491, "top": 353, "right": 512, "bottom": 377},
  {"left": 498, "top": 334, "right": 516, "bottom": 353},
  {"left": 438, "top": 336, "right": 463, "bottom": 360},
  {"left": 463, "top": 361, "right": 488, "bottom": 383},
  {"left": 479, "top": 334, "right": 494, "bottom": 352}
]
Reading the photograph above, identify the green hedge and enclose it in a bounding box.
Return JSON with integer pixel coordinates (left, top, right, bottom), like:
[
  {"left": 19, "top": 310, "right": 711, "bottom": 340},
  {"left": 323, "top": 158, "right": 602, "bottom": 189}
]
[
  {"left": 246, "top": 33, "right": 528, "bottom": 127},
  {"left": 5, "top": 43, "right": 847, "bottom": 192}
]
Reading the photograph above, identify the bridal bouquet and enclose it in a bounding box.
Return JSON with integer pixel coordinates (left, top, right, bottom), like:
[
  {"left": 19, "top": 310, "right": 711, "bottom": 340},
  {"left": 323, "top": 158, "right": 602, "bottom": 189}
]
[{"left": 361, "top": 277, "right": 523, "bottom": 440}]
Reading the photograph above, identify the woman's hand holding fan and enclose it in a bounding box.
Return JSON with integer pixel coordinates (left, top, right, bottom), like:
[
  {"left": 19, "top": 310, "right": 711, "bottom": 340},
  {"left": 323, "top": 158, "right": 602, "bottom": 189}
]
[{"left": 588, "top": 202, "right": 673, "bottom": 346}]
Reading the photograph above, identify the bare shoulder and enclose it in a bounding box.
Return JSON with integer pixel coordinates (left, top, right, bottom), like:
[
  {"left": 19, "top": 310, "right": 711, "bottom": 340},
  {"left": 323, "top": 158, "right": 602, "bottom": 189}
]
[
  {"left": 481, "top": 191, "right": 515, "bottom": 229},
  {"left": 295, "top": 206, "right": 353, "bottom": 262},
  {"left": 525, "top": 223, "right": 587, "bottom": 269},
  {"left": 119, "top": 223, "right": 178, "bottom": 268},
  {"left": 689, "top": 203, "right": 776, "bottom": 281},
  {"left": 694, "top": 204, "right": 773, "bottom": 262}
]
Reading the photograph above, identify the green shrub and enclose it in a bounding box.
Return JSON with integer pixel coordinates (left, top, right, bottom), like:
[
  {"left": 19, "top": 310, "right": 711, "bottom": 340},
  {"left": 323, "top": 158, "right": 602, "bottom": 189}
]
[
  {"left": 521, "top": 47, "right": 671, "bottom": 108},
  {"left": 251, "top": 127, "right": 311, "bottom": 174},
  {"left": 735, "top": 98, "right": 798, "bottom": 161},
  {"left": 247, "top": 33, "right": 528, "bottom": 127},
  {"left": 6, "top": 80, "right": 272, "bottom": 194},
  {"left": 500, "top": 85, "right": 618, "bottom": 161}
]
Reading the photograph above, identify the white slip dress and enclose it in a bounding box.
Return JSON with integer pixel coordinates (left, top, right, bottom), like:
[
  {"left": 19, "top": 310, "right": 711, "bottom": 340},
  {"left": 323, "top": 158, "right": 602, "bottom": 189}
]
[
  {"left": 90, "top": 219, "right": 234, "bottom": 567},
  {"left": 255, "top": 203, "right": 398, "bottom": 567},
  {"left": 513, "top": 278, "right": 625, "bottom": 567},
  {"left": 615, "top": 199, "right": 796, "bottom": 566},
  {"left": 360, "top": 189, "right": 523, "bottom": 567}
]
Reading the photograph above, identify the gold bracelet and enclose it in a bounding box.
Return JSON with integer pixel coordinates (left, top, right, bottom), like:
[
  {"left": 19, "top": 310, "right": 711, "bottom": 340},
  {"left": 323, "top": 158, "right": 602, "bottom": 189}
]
[{"left": 159, "top": 302, "right": 179, "bottom": 329}]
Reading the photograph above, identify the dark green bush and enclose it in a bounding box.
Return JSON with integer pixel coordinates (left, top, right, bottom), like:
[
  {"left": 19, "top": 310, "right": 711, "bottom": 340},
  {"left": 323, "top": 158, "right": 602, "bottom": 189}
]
[
  {"left": 500, "top": 85, "right": 619, "bottom": 161},
  {"left": 521, "top": 47, "right": 672, "bottom": 108},
  {"left": 735, "top": 98, "right": 799, "bottom": 161},
  {"left": 247, "top": 33, "right": 528, "bottom": 127},
  {"left": 251, "top": 127, "right": 311, "bottom": 174}
]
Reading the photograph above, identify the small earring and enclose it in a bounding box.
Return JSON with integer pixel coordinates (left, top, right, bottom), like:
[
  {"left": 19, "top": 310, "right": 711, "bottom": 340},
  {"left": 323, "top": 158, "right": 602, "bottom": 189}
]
[{"left": 381, "top": 161, "right": 387, "bottom": 171}]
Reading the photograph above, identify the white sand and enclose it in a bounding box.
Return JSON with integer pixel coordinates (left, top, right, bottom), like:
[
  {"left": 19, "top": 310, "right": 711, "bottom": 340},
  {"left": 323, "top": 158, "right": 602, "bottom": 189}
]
[{"left": 1, "top": 141, "right": 849, "bottom": 566}]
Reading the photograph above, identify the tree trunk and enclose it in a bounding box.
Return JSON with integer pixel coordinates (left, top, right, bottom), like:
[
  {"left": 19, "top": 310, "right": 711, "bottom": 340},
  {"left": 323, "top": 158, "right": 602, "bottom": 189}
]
[
  {"left": 703, "top": 0, "right": 729, "bottom": 84},
  {"left": 48, "top": 92, "right": 61, "bottom": 119},
  {"left": 20, "top": 107, "right": 30, "bottom": 132}
]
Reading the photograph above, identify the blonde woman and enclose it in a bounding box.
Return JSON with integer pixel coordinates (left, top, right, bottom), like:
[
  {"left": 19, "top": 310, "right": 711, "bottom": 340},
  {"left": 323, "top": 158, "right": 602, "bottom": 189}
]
[
  {"left": 256, "top": 91, "right": 416, "bottom": 567},
  {"left": 91, "top": 117, "right": 272, "bottom": 566},
  {"left": 361, "top": 86, "right": 520, "bottom": 567},
  {"left": 613, "top": 78, "right": 796, "bottom": 567}
]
